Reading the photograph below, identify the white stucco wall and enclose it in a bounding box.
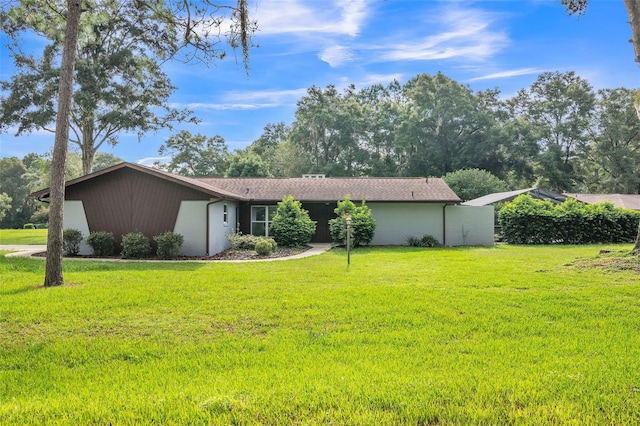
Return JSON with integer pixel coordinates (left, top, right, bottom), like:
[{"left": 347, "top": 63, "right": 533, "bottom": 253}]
[
  {"left": 63, "top": 200, "right": 91, "bottom": 255},
  {"left": 174, "top": 200, "right": 238, "bottom": 256},
  {"left": 444, "top": 205, "right": 494, "bottom": 246},
  {"left": 368, "top": 202, "right": 446, "bottom": 245},
  {"left": 174, "top": 200, "right": 209, "bottom": 256},
  {"left": 207, "top": 200, "right": 238, "bottom": 256}
]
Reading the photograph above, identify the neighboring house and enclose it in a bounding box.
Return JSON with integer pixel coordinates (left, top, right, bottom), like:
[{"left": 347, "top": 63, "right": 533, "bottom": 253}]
[
  {"left": 462, "top": 187, "right": 568, "bottom": 234},
  {"left": 462, "top": 187, "right": 568, "bottom": 207},
  {"left": 563, "top": 193, "right": 640, "bottom": 211},
  {"left": 32, "top": 162, "right": 494, "bottom": 256}
]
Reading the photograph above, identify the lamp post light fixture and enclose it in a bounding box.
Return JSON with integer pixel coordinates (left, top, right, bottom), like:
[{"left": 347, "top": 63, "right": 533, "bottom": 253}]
[{"left": 344, "top": 213, "right": 352, "bottom": 265}]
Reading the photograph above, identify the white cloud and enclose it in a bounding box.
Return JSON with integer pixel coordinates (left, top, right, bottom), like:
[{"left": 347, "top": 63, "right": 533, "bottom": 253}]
[
  {"left": 356, "top": 73, "right": 404, "bottom": 87},
  {"left": 374, "top": 6, "right": 509, "bottom": 63},
  {"left": 468, "top": 68, "right": 544, "bottom": 82},
  {"left": 255, "top": 0, "right": 369, "bottom": 36},
  {"left": 170, "top": 88, "right": 308, "bottom": 111},
  {"left": 319, "top": 45, "right": 354, "bottom": 67},
  {"left": 136, "top": 156, "right": 171, "bottom": 167},
  {"left": 182, "top": 102, "right": 279, "bottom": 111}
]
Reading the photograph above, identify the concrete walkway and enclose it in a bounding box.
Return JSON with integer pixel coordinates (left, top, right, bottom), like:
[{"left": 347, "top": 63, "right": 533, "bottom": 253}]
[
  {"left": 2, "top": 245, "right": 47, "bottom": 258},
  {"left": 0, "top": 243, "right": 333, "bottom": 262}
]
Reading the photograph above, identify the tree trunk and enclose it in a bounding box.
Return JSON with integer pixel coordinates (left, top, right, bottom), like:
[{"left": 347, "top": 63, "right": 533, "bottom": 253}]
[
  {"left": 44, "top": 0, "right": 82, "bottom": 287},
  {"left": 624, "top": 0, "right": 640, "bottom": 63}
]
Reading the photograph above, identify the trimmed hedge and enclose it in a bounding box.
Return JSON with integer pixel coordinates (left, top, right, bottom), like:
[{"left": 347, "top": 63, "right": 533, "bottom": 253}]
[
  {"left": 154, "top": 231, "right": 184, "bottom": 259},
  {"left": 121, "top": 232, "right": 151, "bottom": 259},
  {"left": 498, "top": 195, "right": 640, "bottom": 244},
  {"left": 86, "top": 231, "right": 115, "bottom": 257}
]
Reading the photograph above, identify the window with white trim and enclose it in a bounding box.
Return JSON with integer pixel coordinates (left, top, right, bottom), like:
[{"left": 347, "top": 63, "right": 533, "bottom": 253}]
[
  {"left": 251, "top": 205, "right": 278, "bottom": 236},
  {"left": 223, "top": 204, "right": 228, "bottom": 226}
]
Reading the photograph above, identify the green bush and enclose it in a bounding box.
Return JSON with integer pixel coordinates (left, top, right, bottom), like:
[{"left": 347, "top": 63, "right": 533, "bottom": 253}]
[
  {"left": 86, "top": 231, "right": 115, "bottom": 257},
  {"left": 154, "top": 231, "right": 184, "bottom": 260},
  {"left": 62, "top": 228, "right": 83, "bottom": 256},
  {"left": 228, "top": 233, "right": 263, "bottom": 250},
  {"left": 329, "top": 195, "right": 376, "bottom": 247},
  {"left": 498, "top": 194, "right": 640, "bottom": 244},
  {"left": 270, "top": 195, "right": 316, "bottom": 247},
  {"left": 267, "top": 238, "right": 277, "bottom": 251},
  {"left": 255, "top": 239, "right": 274, "bottom": 256},
  {"left": 121, "top": 232, "right": 151, "bottom": 259},
  {"left": 22, "top": 223, "right": 35, "bottom": 229},
  {"left": 407, "top": 234, "right": 441, "bottom": 247}
]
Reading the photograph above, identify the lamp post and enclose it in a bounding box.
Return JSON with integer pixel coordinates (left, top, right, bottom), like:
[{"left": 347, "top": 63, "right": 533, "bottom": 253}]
[{"left": 345, "top": 213, "right": 352, "bottom": 265}]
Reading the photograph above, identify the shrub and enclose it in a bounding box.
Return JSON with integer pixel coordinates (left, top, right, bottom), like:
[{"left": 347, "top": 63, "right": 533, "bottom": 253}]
[
  {"left": 22, "top": 223, "right": 35, "bottom": 229},
  {"left": 86, "top": 231, "right": 115, "bottom": 257},
  {"left": 62, "top": 228, "right": 83, "bottom": 256},
  {"left": 407, "top": 234, "right": 441, "bottom": 247},
  {"left": 154, "top": 231, "right": 184, "bottom": 260},
  {"left": 270, "top": 195, "right": 316, "bottom": 247},
  {"left": 228, "top": 233, "right": 263, "bottom": 250},
  {"left": 255, "top": 239, "right": 274, "bottom": 256},
  {"left": 442, "top": 168, "right": 509, "bottom": 202},
  {"left": 264, "top": 238, "right": 277, "bottom": 251},
  {"left": 329, "top": 195, "right": 376, "bottom": 247},
  {"left": 121, "top": 232, "right": 151, "bottom": 259},
  {"left": 498, "top": 194, "right": 640, "bottom": 244}
]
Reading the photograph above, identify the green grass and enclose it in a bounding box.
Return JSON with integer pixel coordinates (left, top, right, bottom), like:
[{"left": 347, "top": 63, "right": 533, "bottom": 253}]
[
  {"left": 1, "top": 245, "right": 639, "bottom": 424},
  {"left": 0, "top": 228, "right": 47, "bottom": 245}
]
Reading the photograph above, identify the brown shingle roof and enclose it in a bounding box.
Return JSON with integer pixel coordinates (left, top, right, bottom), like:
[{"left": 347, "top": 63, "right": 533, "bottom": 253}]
[
  {"left": 197, "top": 177, "right": 461, "bottom": 202},
  {"left": 31, "top": 162, "right": 461, "bottom": 203}
]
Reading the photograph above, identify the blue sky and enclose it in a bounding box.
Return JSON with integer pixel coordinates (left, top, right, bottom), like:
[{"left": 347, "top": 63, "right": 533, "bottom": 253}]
[{"left": 0, "top": 0, "right": 638, "bottom": 166}]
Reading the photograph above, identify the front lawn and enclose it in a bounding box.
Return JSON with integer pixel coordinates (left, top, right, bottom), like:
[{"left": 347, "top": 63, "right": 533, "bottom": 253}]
[
  {"left": 0, "top": 228, "right": 47, "bottom": 245},
  {"left": 1, "top": 245, "right": 639, "bottom": 424}
]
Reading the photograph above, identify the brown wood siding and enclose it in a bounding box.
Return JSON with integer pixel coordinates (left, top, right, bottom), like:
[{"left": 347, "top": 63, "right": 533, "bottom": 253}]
[
  {"left": 238, "top": 201, "right": 336, "bottom": 243},
  {"left": 304, "top": 203, "right": 336, "bottom": 243},
  {"left": 66, "top": 168, "right": 211, "bottom": 246}
]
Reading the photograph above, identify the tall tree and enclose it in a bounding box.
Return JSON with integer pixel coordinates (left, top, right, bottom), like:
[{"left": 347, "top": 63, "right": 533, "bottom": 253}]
[
  {"left": 561, "top": 0, "right": 640, "bottom": 253},
  {"left": 581, "top": 88, "right": 640, "bottom": 193},
  {"left": 1, "top": 0, "right": 253, "bottom": 175},
  {"left": 290, "top": 85, "right": 369, "bottom": 176},
  {"left": 157, "top": 130, "right": 230, "bottom": 177},
  {"left": 45, "top": 0, "right": 82, "bottom": 286},
  {"left": 395, "top": 72, "right": 501, "bottom": 177},
  {"left": 356, "top": 81, "right": 404, "bottom": 176},
  {"left": 1, "top": 0, "right": 254, "bottom": 286},
  {"left": 514, "top": 71, "right": 595, "bottom": 191}
]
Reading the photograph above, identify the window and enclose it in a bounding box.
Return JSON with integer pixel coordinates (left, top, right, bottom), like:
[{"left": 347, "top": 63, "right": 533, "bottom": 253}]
[
  {"left": 223, "top": 204, "right": 228, "bottom": 226},
  {"left": 251, "top": 205, "right": 278, "bottom": 236}
]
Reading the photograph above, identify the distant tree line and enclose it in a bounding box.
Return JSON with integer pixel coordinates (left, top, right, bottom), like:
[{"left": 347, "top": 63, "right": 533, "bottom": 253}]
[
  {"left": 0, "top": 152, "right": 122, "bottom": 229},
  {"left": 3, "top": 70, "right": 640, "bottom": 229},
  {"left": 157, "top": 71, "right": 640, "bottom": 197}
]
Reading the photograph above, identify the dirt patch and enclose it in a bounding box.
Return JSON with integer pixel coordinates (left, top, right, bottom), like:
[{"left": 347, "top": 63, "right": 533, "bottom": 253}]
[{"left": 567, "top": 250, "right": 640, "bottom": 274}]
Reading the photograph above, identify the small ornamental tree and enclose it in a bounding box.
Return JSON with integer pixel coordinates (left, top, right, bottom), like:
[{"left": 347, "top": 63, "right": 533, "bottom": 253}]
[
  {"left": 329, "top": 195, "right": 376, "bottom": 247},
  {"left": 269, "top": 195, "right": 316, "bottom": 247}
]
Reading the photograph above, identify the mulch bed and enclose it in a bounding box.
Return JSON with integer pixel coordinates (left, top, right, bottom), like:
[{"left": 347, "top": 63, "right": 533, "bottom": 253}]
[{"left": 32, "top": 247, "right": 311, "bottom": 261}]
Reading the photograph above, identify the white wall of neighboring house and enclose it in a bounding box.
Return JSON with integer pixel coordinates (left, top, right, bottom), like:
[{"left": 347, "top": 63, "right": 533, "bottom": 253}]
[
  {"left": 368, "top": 202, "right": 446, "bottom": 245},
  {"left": 63, "top": 200, "right": 92, "bottom": 255},
  {"left": 207, "top": 200, "right": 238, "bottom": 256},
  {"left": 444, "top": 205, "right": 494, "bottom": 246}
]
